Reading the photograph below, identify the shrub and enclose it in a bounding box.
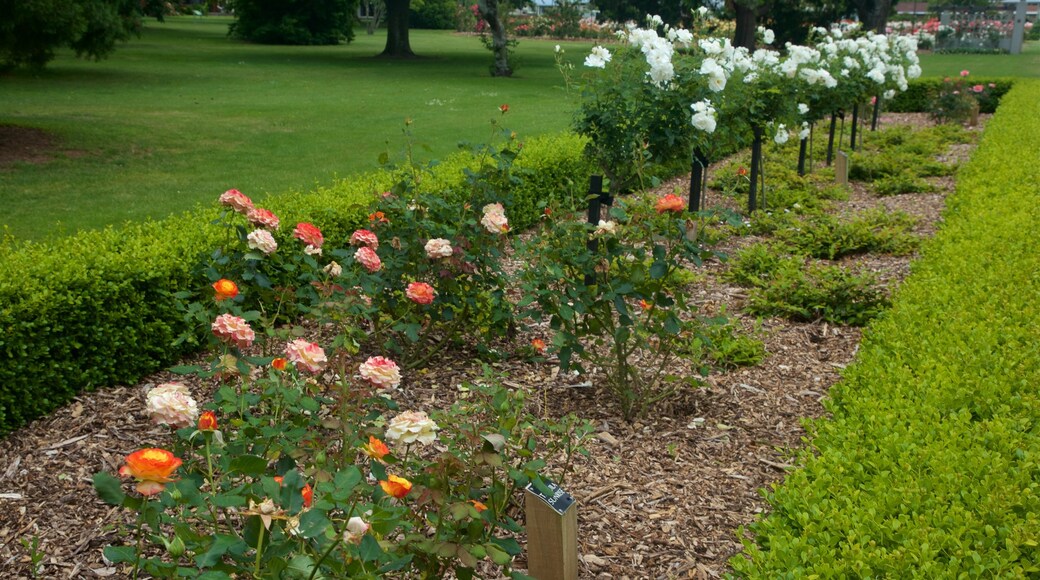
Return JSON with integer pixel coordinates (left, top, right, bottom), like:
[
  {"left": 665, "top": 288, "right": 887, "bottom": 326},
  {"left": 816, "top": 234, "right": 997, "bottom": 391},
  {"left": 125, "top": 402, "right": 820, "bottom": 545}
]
[
  {"left": 0, "top": 131, "right": 589, "bottom": 435},
  {"left": 887, "top": 77, "right": 1013, "bottom": 114},
  {"left": 731, "top": 80, "right": 1040, "bottom": 577}
]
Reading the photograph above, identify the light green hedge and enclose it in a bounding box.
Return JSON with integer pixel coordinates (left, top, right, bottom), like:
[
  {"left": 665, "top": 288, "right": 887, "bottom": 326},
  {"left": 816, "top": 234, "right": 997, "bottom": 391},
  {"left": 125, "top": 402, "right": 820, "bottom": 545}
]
[
  {"left": 731, "top": 81, "right": 1040, "bottom": 576},
  {"left": 0, "top": 132, "right": 592, "bottom": 435}
]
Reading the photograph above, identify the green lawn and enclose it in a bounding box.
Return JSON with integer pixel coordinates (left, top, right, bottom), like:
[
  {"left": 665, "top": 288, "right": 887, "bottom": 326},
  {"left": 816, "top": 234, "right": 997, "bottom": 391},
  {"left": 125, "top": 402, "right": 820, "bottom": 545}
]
[
  {"left": 2, "top": 18, "right": 1037, "bottom": 242},
  {"left": 0, "top": 17, "right": 588, "bottom": 241},
  {"left": 916, "top": 41, "right": 1040, "bottom": 78}
]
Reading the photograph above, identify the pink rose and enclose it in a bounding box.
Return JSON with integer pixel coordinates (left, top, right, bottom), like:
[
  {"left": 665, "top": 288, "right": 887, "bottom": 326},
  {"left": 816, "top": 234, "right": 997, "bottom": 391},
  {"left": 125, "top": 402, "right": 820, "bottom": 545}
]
[
  {"left": 359, "top": 356, "right": 401, "bottom": 389},
  {"left": 960, "top": 69, "right": 969, "bottom": 77},
  {"left": 212, "top": 314, "right": 256, "bottom": 349},
  {"left": 247, "top": 207, "right": 280, "bottom": 230},
  {"left": 972, "top": 84, "right": 984, "bottom": 93},
  {"left": 405, "top": 282, "right": 436, "bottom": 305},
  {"left": 247, "top": 229, "right": 278, "bottom": 254},
  {"left": 350, "top": 229, "right": 379, "bottom": 249},
  {"left": 293, "top": 222, "right": 324, "bottom": 248},
  {"left": 286, "top": 339, "right": 327, "bottom": 374},
  {"left": 424, "top": 238, "right": 454, "bottom": 259},
  {"left": 343, "top": 517, "right": 370, "bottom": 544},
  {"left": 355, "top": 246, "right": 382, "bottom": 272},
  {"left": 480, "top": 203, "right": 509, "bottom": 234},
  {"left": 220, "top": 189, "right": 254, "bottom": 214},
  {"left": 146, "top": 383, "right": 199, "bottom": 429}
]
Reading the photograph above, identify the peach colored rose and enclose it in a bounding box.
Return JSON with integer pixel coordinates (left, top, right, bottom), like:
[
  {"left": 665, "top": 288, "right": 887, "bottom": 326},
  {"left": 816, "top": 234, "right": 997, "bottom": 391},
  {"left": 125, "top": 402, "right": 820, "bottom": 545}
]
[
  {"left": 219, "top": 189, "right": 253, "bottom": 214},
  {"left": 146, "top": 383, "right": 199, "bottom": 429},
  {"left": 369, "top": 211, "right": 389, "bottom": 224},
  {"left": 355, "top": 246, "right": 382, "bottom": 273},
  {"left": 424, "top": 238, "right": 454, "bottom": 259},
  {"left": 379, "top": 474, "right": 412, "bottom": 499},
  {"left": 293, "top": 222, "right": 324, "bottom": 248},
  {"left": 655, "top": 194, "right": 685, "bottom": 213},
  {"left": 385, "top": 410, "right": 439, "bottom": 445},
  {"left": 213, "top": 279, "right": 238, "bottom": 301},
  {"left": 247, "top": 207, "right": 280, "bottom": 230},
  {"left": 286, "top": 339, "right": 327, "bottom": 374},
  {"left": 470, "top": 499, "right": 488, "bottom": 512},
  {"left": 359, "top": 356, "right": 401, "bottom": 389},
  {"left": 405, "top": 282, "right": 436, "bottom": 305},
  {"left": 119, "top": 448, "right": 182, "bottom": 495},
  {"left": 211, "top": 313, "right": 256, "bottom": 349},
  {"left": 350, "top": 229, "right": 379, "bottom": 249},
  {"left": 480, "top": 203, "right": 509, "bottom": 234},
  {"left": 247, "top": 229, "right": 278, "bottom": 254},
  {"left": 324, "top": 261, "right": 342, "bottom": 277}
]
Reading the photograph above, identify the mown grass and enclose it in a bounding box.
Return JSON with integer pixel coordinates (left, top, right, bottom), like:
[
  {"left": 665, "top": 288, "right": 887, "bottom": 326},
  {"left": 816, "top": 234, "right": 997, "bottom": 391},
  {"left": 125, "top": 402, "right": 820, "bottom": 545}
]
[
  {"left": 916, "top": 41, "right": 1040, "bottom": 78},
  {"left": 0, "top": 17, "right": 589, "bottom": 240}
]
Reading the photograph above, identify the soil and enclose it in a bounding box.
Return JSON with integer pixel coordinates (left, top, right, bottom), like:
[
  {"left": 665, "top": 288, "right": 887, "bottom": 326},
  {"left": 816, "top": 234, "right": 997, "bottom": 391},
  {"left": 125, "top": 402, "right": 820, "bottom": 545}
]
[
  {"left": 0, "top": 125, "right": 60, "bottom": 168},
  {"left": 0, "top": 113, "right": 985, "bottom": 579}
]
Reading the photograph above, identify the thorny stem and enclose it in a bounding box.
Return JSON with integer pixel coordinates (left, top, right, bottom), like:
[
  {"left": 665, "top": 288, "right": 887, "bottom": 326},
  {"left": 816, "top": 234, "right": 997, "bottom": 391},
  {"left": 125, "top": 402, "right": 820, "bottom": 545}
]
[{"left": 252, "top": 524, "right": 265, "bottom": 579}]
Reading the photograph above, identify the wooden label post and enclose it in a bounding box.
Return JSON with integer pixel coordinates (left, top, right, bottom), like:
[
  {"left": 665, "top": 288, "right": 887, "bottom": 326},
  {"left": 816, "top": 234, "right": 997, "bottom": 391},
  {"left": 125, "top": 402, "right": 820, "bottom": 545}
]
[
  {"left": 835, "top": 151, "right": 849, "bottom": 186},
  {"left": 525, "top": 479, "right": 578, "bottom": 580}
]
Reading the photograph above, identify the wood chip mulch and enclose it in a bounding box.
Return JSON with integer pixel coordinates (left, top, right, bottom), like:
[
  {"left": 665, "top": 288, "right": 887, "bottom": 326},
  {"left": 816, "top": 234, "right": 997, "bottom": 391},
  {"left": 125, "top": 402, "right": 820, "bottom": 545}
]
[{"left": 0, "top": 112, "right": 985, "bottom": 579}]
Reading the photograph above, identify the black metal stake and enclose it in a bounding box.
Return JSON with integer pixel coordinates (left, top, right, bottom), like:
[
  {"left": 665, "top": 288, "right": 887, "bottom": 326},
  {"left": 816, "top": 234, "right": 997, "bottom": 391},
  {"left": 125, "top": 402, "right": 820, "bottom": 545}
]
[
  {"left": 797, "top": 135, "right": 808, "bottom": 176},
  {"left": 850, "top": 103, "right": 859, "bottom": 152},
  {"left": 688, "top": 148, "right": 708, "bottom": 212},
  {"left": 871, "top": 94, "right": 881, "bottom": 131},
  {"left": 584, "top": 175, "right": 604, "bottom": 286},
  {"left": 748, "top": 126, "right": 763, "bottom": 214},
  {"left": 826, "top": 112, "right": 838, "bottom": 166}
]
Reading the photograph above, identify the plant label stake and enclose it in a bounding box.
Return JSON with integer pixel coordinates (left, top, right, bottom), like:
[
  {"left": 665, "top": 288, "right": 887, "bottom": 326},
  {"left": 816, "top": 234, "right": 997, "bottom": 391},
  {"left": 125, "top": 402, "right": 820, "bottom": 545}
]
[
  {"left": 850, "top": 103, "right": 859, "bottom": 152},
  {"left": 688, "top": 148, "right": 709, "bottom": 212},
  {"left": 835, "top": 151, "right": 849, "bottom": 186},
  {"left": 525, "top": 478, "right": 578, "bottom": 580},
  {"left": 585, "top": 175, "right": 608, "bottom": 286}
]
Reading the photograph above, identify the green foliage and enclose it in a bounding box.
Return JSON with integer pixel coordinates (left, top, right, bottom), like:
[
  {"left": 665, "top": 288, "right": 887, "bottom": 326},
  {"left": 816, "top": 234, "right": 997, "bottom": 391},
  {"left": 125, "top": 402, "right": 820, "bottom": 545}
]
[
  {"left": 727, "top": 243, "right": 891, "bottom": 326},
  {"left": 700, "top": 316, "right": 766, "bottom": 370},
  {"left": 516, "top": 197, "right": 718, "bottom": 420},
  {"left": 731, "top": 80, "right": 1040, "bottom": 577},
  {"left": 887, "top": 77, "right": 1014, "bottom": 114},
  {"left": 872, "top": 172, "right": 936, "bottom": 196},
  {"left": 410, "top": 0, "right": 456, "bottom": 29},
  {"left": 228, "top": 0, "right": 357, "bottom": 44},
  {"left": 755, "top": 208, "right": 919, "bottom": 260},
  {"left": 0, "top": 131, "right": 588, "bottom": 435},
  {"left": 849, "top": 123, "right": 972, "bottom": 194},
  {"left": 0, "top": 0, "right": 144, "bottom": 70}
]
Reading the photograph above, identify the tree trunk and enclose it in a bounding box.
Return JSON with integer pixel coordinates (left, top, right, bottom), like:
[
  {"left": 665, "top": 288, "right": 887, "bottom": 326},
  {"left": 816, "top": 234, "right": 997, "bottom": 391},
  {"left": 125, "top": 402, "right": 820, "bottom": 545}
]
[
  {"left": 854, "top": 0, "right": 892, "bottom": 33},
  {"left": 732, "top": 2, "right": 757, "bottom": 50},
  {"left": 365, "top": 1, "right": 385, "bottom": 35},
  {"left": 477, "top": 0, "right": 511, "bottom": 76},
  {"left": 380, "top": 0, "right": 415, "bottom": 57}
]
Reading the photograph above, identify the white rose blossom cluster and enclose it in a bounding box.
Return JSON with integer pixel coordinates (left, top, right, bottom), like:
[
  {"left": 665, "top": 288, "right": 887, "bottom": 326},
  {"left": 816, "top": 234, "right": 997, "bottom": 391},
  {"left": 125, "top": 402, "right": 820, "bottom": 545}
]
[{"left": 690, "top": 100, "right": 717, "bottom": 134}]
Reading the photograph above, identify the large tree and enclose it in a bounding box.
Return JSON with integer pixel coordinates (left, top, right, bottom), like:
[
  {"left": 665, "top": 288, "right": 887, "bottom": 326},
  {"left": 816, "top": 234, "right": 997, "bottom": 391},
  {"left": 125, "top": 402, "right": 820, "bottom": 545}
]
[
  {"left": 476, "top": 0, "right": 512, "bottom": 76},
  {"left": 0, "top": 0, "right": 149, "bottom": 70},
  {"left": 846, "top": 0, "right": 892, "bottom": 33},
  {"left": 381, "top": 0, "right": 415, "bottom": 56},
  {"left": 229, "top": 0, "right": 357, "bottom": 45}
]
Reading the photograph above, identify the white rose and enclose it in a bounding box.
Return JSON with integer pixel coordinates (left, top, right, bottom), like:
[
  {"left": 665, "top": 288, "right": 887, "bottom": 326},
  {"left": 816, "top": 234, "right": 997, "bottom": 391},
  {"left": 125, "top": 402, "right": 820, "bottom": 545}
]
[{"left": 385, "top": 411, "right": 440, "bottom": 446}]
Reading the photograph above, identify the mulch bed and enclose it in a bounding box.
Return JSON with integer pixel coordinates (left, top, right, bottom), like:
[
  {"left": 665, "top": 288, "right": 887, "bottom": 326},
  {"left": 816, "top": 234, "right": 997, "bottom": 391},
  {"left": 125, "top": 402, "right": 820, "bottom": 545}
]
[{"left": 0, "top": 113, "right": 985, "bottom": 578}]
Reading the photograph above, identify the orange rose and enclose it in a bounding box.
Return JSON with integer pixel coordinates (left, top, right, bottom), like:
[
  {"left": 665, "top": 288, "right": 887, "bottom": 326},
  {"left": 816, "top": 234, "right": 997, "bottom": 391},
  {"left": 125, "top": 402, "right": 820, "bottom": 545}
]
[
  {"left": 213, "top": 279, "right": 238, "bottom": 301},
  {"left": 362, "top": 436, "right": 390, "bottom": 461},
  {"left": 271, "top": 357, "right": 288, "bottom": 371},
  {"left": 379, "top": 475, "right": 412, "bottom": 499},
  {"left": 369, "top": 211, "right": 389, "bottom": 224},
  {"left": 119, "top": 448, "right": 182, "bottom": 496},
  {"left": 655, "top": 194, "right": 685, "bottom": 214},
  {"left": 274, "top": 475, "right": 314, "bottom": 508},
  {"left": 531, "top": 338, "right": 546, "bottom": 354},
  {"left": 737, "top": 166, "right": 749, "bottom": 177},
  {"left": 198, "top": 411, "right": 217, "bottom": 432},
  {"left": 469, "top": 499, "right": 488, "bottom": 512}
]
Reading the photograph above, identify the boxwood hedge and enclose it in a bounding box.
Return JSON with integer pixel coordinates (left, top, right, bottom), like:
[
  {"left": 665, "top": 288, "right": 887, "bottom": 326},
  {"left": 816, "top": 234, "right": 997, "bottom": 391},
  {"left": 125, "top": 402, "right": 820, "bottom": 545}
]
[
  {"left": 0, "top": 132, "right": 592, "bottom": 435},
  {"left": 731, "top": 81, "right": 1040, "bottom": 576}
]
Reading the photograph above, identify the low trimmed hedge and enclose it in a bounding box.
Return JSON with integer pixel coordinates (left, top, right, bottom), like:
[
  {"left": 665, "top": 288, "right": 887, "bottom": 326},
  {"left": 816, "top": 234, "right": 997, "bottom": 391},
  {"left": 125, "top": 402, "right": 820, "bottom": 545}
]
[
  {"left": 0, "top": 132, "right": 592, "bottom": 435},
  {"left": 731, "top": 81, "right": 1040, "bottom": 576},
  {"left": 887, "top": 77, "right": 1014, "bottom": 114}
]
